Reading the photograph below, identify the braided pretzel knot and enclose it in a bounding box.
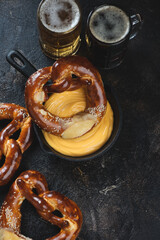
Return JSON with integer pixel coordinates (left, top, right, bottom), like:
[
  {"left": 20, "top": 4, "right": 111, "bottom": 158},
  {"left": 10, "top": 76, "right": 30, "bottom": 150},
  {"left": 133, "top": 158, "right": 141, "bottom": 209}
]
[
  {"left": 25, "top": 56, "right": 107, "bottom": 138},
  {"left": 0, "top": 103, "right": 33, "bottom": 186},
  {"left": 0, "top": 170, "right": 83, "bottom": 240}
]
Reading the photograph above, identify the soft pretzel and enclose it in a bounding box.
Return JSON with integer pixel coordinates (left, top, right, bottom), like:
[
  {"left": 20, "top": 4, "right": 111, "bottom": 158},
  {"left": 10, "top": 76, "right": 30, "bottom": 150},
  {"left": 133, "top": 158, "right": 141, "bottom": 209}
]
[
  {"left": 0, "top": 103, "right": 33, "bottom": 186},
  {"left": 0, "top": 170, "right": 83, "bottom": 240},
  {"left": 25, "top": 56, "right": 107, "bottom": 138}
]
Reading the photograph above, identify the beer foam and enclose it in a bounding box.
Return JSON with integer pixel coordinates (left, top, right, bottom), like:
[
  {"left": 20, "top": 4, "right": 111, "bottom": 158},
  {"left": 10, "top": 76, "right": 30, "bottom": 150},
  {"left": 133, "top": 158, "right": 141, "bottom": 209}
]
[
  {"left": 89, "top": 5, "right": 130, "bottom": 43},
  {"left": 40, "top": 0, "right": 80, "bottom": 33}
]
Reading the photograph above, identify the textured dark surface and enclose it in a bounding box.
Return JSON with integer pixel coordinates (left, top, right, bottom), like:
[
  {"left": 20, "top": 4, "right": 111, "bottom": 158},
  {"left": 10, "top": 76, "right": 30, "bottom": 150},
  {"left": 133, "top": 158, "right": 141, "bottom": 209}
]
[{"left": 0, "top": 0, "right": 160, "bottom": 240}]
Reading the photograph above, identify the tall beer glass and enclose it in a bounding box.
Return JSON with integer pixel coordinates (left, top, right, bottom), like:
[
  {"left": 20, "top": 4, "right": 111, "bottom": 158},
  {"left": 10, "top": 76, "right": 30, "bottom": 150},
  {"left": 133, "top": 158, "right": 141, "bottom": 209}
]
[{"left": 37, "top": 0, "right": 82, "bottom": 59}]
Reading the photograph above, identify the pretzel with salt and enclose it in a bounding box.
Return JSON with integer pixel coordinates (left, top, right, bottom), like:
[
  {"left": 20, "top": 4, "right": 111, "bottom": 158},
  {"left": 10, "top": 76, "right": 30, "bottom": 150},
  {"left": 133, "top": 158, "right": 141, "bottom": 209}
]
[
  {"left": 0, "top": 103, "right": 33, "bottom": 186},
  {"left": 25, "top": 56, "right": 107, "bottom": 139},
  {"left": 0, "top": 170, "right": 83, "bottom": 240}
]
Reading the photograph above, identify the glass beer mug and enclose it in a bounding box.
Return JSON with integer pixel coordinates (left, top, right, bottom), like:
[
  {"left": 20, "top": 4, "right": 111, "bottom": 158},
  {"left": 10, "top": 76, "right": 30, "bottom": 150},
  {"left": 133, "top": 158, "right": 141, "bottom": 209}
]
[
  {"left": 85, "top": 5, "right": 143, "bottom": 69},
  {"left": 37, "top": 0, "right": 82, "bottom": 59}
]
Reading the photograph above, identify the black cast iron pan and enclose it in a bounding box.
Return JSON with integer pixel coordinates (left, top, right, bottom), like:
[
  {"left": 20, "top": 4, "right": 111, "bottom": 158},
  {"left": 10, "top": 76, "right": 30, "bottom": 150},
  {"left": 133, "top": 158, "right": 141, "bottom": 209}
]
[{"left": 6, "top": 50, "right": 122, "bottom": 161}]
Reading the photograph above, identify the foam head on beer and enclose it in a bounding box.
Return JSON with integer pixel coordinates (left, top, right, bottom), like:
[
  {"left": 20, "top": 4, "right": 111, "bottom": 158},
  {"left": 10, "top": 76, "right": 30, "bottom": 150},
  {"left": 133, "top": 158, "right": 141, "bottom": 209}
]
[
  {"left": 89, "top": 5, "right": 130, "bottom": 44},
  {"left": 40, "top": 0, "right": 80, "bottom": 33}
]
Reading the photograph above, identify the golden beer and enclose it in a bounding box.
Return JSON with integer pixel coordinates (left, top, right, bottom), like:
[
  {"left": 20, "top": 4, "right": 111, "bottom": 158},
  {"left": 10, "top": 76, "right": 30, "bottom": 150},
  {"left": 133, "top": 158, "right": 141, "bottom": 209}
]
[{"left": 37, "top": 0, "right": 82, "bottom": 59}]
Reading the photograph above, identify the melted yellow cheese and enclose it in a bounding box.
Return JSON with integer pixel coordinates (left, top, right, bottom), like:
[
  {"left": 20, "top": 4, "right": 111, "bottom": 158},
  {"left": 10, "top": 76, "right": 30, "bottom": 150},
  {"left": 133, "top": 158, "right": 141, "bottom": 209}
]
[
  {"left": 0, "top": 228, "right": 31, "bottom": 240},
  {"left": 43, "top": 88, "right": 114, "bottom": 157}
]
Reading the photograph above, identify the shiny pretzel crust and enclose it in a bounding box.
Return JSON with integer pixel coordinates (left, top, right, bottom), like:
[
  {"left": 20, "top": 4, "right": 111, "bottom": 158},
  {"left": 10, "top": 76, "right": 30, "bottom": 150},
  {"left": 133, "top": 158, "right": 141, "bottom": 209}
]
[
  {"left": 0, "top": 103, "right": 33, "bottom": 186},
  {"left": 0, "top": 170, "right": 83, "bottom": 240},
  {"left": 25, "top": 56, "right": 107, "bottom": 137}
]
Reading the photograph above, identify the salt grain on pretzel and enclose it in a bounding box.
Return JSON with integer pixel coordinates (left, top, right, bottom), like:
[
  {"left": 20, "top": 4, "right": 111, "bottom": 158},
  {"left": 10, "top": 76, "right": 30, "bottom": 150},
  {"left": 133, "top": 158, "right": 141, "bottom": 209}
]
[
  {"left": 0, "top": 103, "right": 33, "bottom": 186},
  {"left": 0, "top": 170, "right": 83, "bottom": 240},
  {"left": 25, "top": 56, "right": 107, "bottom": 139}
]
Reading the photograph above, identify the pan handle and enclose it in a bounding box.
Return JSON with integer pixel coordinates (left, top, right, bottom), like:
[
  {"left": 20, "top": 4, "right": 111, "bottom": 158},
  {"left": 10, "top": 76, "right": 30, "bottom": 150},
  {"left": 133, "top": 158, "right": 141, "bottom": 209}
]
[{"left": 6, "top": 50, "right": 37, "bottom": 78}]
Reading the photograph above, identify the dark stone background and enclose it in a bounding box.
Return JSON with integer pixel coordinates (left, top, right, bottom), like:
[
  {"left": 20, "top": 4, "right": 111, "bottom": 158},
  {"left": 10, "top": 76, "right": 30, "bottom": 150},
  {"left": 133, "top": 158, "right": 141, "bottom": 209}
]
[{"left": 0, "top": 0, "right": 160, "bottom": 239}]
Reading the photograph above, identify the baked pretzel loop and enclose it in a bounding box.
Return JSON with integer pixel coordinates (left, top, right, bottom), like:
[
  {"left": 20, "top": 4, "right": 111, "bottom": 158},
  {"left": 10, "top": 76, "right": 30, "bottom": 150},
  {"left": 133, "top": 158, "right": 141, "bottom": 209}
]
[
  {"left": 0, "top": 170, "right": 83, "bottom": 240},
  {"left": 0, "top": 103, "right": 33, "bottom": 186},
  {"left": 25, "top": 56, "right": 107, "bottom": 138}
]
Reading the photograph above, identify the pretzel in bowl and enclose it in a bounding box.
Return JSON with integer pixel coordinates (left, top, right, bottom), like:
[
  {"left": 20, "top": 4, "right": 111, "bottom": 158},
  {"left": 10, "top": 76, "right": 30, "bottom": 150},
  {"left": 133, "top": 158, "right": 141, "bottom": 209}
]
[
  {"left": 0, "top": 170, "right": 83, "bottom": 240},
  {"left": 25, "top": 56, "right": 107, "bottom": 139},
  {"left": 0, "top": 103, "right": 33, "bottom": 186}
]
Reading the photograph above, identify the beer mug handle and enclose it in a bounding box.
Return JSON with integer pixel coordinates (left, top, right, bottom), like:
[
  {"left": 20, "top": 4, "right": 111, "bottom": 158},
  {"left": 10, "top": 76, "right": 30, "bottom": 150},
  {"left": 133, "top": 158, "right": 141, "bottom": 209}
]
[{"left": 129, "top": 14, "right": 143, "bottom": 40}]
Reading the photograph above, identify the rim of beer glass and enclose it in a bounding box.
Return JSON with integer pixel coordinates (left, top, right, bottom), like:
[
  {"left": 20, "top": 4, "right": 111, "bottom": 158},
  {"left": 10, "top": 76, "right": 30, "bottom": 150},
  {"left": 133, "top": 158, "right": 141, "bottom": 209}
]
[
  {"left": 37, "top": 0, "right": 82, "bottom": 35},
  {"left": 87, "top": 4, "right": 132, "bottom": 47}
]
